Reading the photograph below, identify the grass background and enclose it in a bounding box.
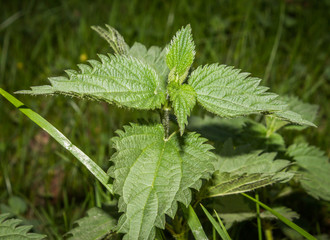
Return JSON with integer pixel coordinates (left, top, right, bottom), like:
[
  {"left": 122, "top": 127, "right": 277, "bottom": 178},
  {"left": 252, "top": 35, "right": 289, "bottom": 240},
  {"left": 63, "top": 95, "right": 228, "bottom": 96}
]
[{"left": 1, "top": 0, "right": 329, "bottom": 238}]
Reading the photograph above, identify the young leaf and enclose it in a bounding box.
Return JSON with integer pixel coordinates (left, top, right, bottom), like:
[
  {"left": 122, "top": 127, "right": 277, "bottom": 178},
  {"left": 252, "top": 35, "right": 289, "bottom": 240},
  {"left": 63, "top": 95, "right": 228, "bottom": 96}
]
[
  {"left": 91, "top": 24, "right": 129, "bottom": 55},
  {"left": 66, "top": 208, "right": 118, "bottom": 240},
  {"left": 168, "top": 81, "right": 196, "bottom": 134},
  {"left": 188, "top": 64, "right": 287, "bottom": 118},
  {"left": 287, "top": 143, "right": 330, "bottom": 201},
  {"left": 110, "top": 124, "right": 215, "bottom": 240},
  {"left": 166, "top": 25, "right": 195, "bottom": 82},
  {"left": 129, "top": 42, "right": 169, "bottom": 88},
  {"left": 201, "top": 141, "right": 293, "bottom": 199},
  {"left": 16, "top": 55, "right": 166, "bottom": 110},
  {"left": 0, "top": 213, "right": 46, "bottom": 239}
]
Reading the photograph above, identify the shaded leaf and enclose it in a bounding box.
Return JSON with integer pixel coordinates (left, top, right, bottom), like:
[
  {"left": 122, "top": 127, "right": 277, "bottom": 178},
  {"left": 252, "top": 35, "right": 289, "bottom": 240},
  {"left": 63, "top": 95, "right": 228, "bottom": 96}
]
[
  {"left": 287, "top": 143, "right": 330, "bottom": 201},
  {"left": 16, "top": 55, "right": 166, "bottom": 110},
  {"left": 109, "top": 124, "right": 215, "bottom": 240},
  {"left": 66, "top": 208, "right": 118, "bottom": 240},
  {"left": 129, "top": 42, "right": 169, "bottom": 88},
  {"left": 166, "top": 25, "right": 195, "bottom": 82},
  {"left": 212, "top": 195, "right": 299, "bottom": 229},
  {"left": 0, "top": 213, "right": 46, "bottom": 239},
  {"left": 202, "top": 141, "right": 293, "bottom": 198},
  {"left": 168, "top": 81, "right": 196, "bottom": 135}
]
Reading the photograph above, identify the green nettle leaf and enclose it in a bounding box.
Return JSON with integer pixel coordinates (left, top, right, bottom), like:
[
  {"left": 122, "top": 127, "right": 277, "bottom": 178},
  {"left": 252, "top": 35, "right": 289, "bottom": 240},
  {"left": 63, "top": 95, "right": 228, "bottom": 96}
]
[
  {"left": 287, "top": 143, "right": 330, "bottom": 201},
  {"left": 66, "top": 208, "right": 118, "bottom": 240},
  {"left": 166, "top": 25, "right": 195, "bottom": 82},
  {"left": 91, "top": 24, "right": 129, "bottom": 55},
  {"left": 188, "top": 64, "right": 287, "bottom": 118},
  {"left": 129, "top": 43, "right": 169, "bottom": 88},
  {"left": 0, "top": 213, "right": 46, "bottom": 239},
  {"left": 168, "top": 81, "right": 196, "bottom": 135},
  {"left": 16, "top": 55, "right": 166, "bottom": 110},
  {"left": 267, "top": 96, "right": 318, "bottom": 130},
  {"left": 109, "top": 124, "right": 215, "bottom": 240},
  {"left": 271, "top": 110, "right": 316, "bottom": 128},
  {"left": 201, "top": 141, "right": 293, "bottom": 199}
]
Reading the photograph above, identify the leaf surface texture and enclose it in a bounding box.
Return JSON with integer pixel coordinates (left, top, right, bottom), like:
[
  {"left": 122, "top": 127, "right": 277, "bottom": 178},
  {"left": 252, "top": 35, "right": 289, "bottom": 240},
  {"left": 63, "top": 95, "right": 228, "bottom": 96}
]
[
  {"left": 287, "top": 143, "right": 330, "bottom": 201},
  {"left": 66, "top": 207, "right": 117, "bottom": 240},
  {"left": 188, "top": 64, "right": 286, "bottom": 118},
  {"left": 17, "top": 55, "right": 166, "bottom": 110},
  {"left": 202, "top": 141, "right": 293, "bottom": 198},
  {"left": 0, "top": 213, "right": 46, "bottom": 239},
  {"left": 166, "top": 25, "right": 195, "bottom": 80},
  {"left": 168, "top": 81, "right": 196, "bottom": 134},
  {"left": 110, "top": 124, "right": 215, "bottom": 240}
]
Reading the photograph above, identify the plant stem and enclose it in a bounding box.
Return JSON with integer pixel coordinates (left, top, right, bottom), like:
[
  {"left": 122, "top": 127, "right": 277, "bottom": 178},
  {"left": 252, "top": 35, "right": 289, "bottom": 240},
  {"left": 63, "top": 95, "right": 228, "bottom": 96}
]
[
  {"left": 162, "top": 94, "right": 171, "bottom": 139},
  {"left": 265, "top": 227, "right": 273, "bottom": 240}
]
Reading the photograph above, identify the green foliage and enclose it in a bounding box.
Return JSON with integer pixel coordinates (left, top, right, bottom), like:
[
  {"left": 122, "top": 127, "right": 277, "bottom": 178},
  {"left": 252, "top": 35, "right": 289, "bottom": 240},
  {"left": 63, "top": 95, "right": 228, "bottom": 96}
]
[
  {"left": 0, "top": 88, "right": 113, "bottom": 194},
  {"left": 109, "top": 124, "right": 215, "bottom": 239},
  {"left": 181, "top": 205, "right": 208, "bottom": 240},
  {"left": 201, "top": 141, "right": 293, "bottom": 198},
  {"left": 16, "top": 55, "right": 166, "bottom": 110},
  {"left": 200, "top": 204, "right": 231, "bottom": 240},
  {"left": 0, "top": 213, "right": 46, "bottom": 239},
  {"left": 188, "top": 64, "right": 284, "bottom": 116},
  {"left": 168, "top": 81, "right": 196, "bottom": 134},
  {"left": 66, "top": 208, "right": 117, "bottom": 240},
  {"left": 166, "top": 25, "right": 195, "bottom": 83},
  {"left": 287, "top": 143, "right": 330, "bottom": 201},
  {"left": 2, "top": 22, "right": 325, "bottom": 239},
  {"left": 277, "top": 96, "right": 318, "bottom": 129},
  {"left": 212, "top": 195, "right": 299, "bottom": 229},
  {"left": 128, "top": 43, "right": 169, "bottom": 87}
]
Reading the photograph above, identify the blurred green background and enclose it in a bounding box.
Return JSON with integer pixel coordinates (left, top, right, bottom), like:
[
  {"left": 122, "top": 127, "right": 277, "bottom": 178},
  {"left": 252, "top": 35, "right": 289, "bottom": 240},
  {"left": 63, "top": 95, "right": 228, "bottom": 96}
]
[{"left": 1, "top": 0, "right": 329, "bottom": 238}]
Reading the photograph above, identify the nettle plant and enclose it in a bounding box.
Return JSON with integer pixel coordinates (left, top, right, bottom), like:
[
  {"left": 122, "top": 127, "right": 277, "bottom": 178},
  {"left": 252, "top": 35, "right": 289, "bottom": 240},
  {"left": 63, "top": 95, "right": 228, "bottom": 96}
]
[{"left": 1, "top": 25, "right": 329, "bottom": 239}]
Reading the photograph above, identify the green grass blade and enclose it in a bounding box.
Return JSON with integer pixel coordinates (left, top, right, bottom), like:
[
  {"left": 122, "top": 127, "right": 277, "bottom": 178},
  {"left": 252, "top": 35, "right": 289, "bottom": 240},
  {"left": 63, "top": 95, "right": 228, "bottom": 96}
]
[
  {"left": 182, "top": 205, "right": 208, "bottom": 240},
  {"left": 241, "top": 193, "right": 316, "bottom": 240},
  {"left": 255, "top": 193, "right": 262, "bottom": 240},
  {"left": 213, "top": 210, "right": 231, "bottom": 240},
  {"left": 200, "top": 204, "right": 231, "bottom": 240},
  {"left": 0, "top": 88, "right": 113, "bottom": 194}
]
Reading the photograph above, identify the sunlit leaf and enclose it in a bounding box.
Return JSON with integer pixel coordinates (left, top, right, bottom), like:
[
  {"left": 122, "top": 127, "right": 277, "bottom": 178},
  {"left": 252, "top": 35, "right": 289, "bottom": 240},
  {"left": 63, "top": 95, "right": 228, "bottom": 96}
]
[
  {"left": 168, "top": 81, "right": 196, "bottom": 134},
  {"left": 166, "top": 25, "right": 195, "bottom": 82},
  {"left": 16, "top": 55, "right": 166, "bottom": 110},
  {"left": 109, "top": 124, "right": 215, "bottom": 240}
]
